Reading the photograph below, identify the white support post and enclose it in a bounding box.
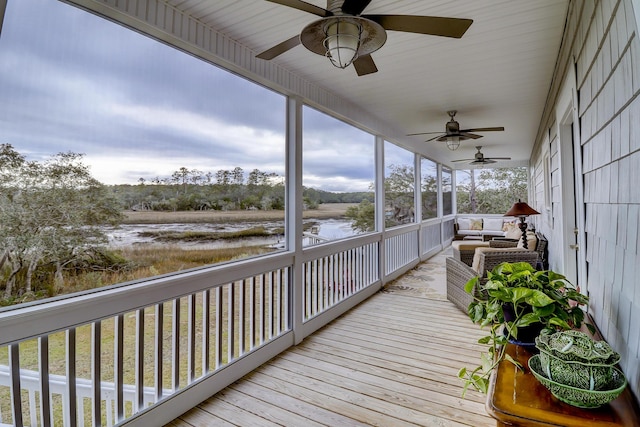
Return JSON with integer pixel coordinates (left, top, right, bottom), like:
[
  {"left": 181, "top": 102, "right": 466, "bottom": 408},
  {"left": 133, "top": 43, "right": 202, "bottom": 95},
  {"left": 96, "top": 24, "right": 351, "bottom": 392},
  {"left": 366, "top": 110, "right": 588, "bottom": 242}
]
[
  {"left": 375, "top": 136, "right": 385, "bottom": 281},
  {"left": 414, "top": 154, "right": 423, "bottom": 255},
  {"left": 451, "top": 166, "right": 457, "bottom": 216},
  {"left": 286, "top": 96, "right": 304, "bottom": 344},
  {"left": 437, "top": 163, "right": 443, "bottom": 218}
]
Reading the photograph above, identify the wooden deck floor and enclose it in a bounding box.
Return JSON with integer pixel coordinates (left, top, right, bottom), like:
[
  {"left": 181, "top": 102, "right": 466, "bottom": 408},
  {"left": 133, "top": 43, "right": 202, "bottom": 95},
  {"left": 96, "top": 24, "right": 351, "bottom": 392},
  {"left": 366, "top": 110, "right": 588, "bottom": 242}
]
[{"left": 168, "top": 256, "right": 494, "bottom": 426}]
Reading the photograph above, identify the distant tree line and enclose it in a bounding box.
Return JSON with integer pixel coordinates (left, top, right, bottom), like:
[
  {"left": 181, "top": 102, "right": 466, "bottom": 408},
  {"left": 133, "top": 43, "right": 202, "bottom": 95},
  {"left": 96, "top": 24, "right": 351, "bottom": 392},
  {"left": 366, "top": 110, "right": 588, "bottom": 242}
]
[{"left": 112, "top": 167, "right": 371, "bottom": 212}]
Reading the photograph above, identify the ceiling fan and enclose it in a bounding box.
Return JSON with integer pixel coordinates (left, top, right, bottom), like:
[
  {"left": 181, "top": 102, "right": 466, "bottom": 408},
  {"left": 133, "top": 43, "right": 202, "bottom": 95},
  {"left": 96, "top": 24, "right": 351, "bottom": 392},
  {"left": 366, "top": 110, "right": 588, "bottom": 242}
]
[
  {"left": 407, "top": 110, "right": 504, "bottom": 150},
  {"left": 452, "top": 146, "right": 511, "bottom": 165},
  {"left": 256, "top": 0, "right": 473, "bottom": 76}
]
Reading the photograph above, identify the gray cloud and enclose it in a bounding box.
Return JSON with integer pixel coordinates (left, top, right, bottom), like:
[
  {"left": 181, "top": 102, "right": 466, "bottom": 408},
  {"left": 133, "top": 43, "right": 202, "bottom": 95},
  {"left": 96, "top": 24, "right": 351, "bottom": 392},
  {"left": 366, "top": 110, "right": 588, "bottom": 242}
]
[{"left": 0, "top": 0, "right": 414, "bottom": 193}]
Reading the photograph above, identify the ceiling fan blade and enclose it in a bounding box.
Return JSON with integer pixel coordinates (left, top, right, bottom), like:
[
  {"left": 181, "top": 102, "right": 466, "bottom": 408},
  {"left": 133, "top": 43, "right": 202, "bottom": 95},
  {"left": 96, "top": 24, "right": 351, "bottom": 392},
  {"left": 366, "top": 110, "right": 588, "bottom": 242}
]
[
  {"left": 426, "top": 134, "right": 445, "bottom": 142},
  {"left": 458, "top": 132, "right": 483, "bottom": 140},
  {"left": 406, "top": 131, "right": 442, "bottom": 136},
  {"left": 363, "top": 15, "right": 473, "bottom": 38},
  {"left": 435, "top": 135, "right": 453, "bottom": 142},
  {"left": 256, "top": 35, "right": 301, "bottom": 60},
  {"left": 353, "top": 54, "right": 378, "bottom": 76},
  {"left": 342, "top": 0, "right": 372, "bottom": 15},
  {"left": 486, "top": 157, "right": 512, "bottom": 160},
  {"left": 264, "top": 0, "right": 331, "bottom": 17},
  {"left": 462, "top": 127, "right": 505, "bottom": 132},
  {"left": 452, "top": 159, "right": 475, "bottom": 162},
  {"left": 472, "top": 159, "right": 496, "bottom": 164}
]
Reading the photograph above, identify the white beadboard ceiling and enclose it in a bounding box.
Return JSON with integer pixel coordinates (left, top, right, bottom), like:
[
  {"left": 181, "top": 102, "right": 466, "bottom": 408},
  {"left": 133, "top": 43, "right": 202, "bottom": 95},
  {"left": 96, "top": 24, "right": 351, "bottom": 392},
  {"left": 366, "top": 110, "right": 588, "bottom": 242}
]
[{"left": 166, "top": 0, "right": 569, "bottom": 167}]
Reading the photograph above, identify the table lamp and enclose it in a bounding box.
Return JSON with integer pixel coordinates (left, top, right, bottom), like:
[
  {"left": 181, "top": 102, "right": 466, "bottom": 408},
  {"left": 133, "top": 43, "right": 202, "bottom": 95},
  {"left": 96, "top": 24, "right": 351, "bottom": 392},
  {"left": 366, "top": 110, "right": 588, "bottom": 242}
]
[{"left": 504, "top": 199, "right": 540, "bottom": 249}]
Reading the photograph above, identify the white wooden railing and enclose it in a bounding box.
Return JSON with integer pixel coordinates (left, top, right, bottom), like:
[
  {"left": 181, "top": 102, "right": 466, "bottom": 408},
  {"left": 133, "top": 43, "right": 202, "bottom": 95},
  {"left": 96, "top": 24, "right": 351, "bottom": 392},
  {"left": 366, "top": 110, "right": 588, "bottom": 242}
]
[{"left": 0, "top": 219, "right": 453, "bottom": 426}]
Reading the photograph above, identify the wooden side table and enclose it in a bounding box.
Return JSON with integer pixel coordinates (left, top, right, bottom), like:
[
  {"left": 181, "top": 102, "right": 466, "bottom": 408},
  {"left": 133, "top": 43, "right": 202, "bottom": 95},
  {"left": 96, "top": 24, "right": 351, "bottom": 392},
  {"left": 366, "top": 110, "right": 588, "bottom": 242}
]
[{"left": 486, "top": 343, "right": 640, "bottom": 426}]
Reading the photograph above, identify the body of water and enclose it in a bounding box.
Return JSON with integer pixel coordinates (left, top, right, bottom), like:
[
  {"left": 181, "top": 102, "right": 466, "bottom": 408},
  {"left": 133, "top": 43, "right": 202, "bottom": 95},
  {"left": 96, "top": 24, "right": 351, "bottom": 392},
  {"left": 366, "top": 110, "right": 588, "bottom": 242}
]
[{"left": 105, "top": 218, "right": 356, "bottom": 249}]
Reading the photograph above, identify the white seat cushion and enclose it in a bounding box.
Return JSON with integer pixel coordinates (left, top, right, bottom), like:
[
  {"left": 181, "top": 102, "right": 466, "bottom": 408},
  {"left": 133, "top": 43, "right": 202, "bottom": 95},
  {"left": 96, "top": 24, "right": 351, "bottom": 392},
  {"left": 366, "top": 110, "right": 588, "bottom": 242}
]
[{"left": 483, "top": 218, "right": 504, "bottom": 232}]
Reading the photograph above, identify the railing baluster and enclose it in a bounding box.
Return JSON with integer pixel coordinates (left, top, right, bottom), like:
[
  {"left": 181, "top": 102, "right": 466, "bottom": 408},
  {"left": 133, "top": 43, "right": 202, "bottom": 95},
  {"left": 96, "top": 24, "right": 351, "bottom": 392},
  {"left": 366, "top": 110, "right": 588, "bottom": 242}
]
[
  {"left": 154, "top": 303, "right": 163, "bottom": 402},
  {"left": 172, "top": 298, "right": 180, "bottom": 391},
  {"left": 202, "top": 290, "right": 210, "bottom": 374},
  {"left": 66, "top": 328, "right": 77, "bottom": 427},
  {"left": 77, "top": 397, "right": 85, "bottom": 426},
  {"left": 275, "top": 272, "right": 281, "bottom": 335},
  {"left": 9, "top": 344, "right": 22, "bottom": 427},
  {"left": 304, "top": 262, "right": 310, "bottom": 318},
  {"left": 106, "top": 397, "right": 113, "bottom": 427},
  {"left": 39, "top": 335, "right": 52, "bottom": 427},
  {"left": 311, "top": 259, "right": 317, "bottom": 316},
  {"left": 29, "top": 388, "right": 37, "bottom": 426},
  {"left": 92, "top": 321, "right": 101, "bottom": 427},
  {"left": 238, "top": 280, "right": 245, "bottom": 355},
  {"left": 187, "top": 294, "right": 196, "bottom": 383},
  {"left": 227, "top": 282, "right": 235, "bottom": 362},
  {"left": 283, "top": 268, "right": 290, "bottom": 329},
  {"left": 215, "top": 287, "right": 222, "bottom": 368},
  {"left": 135, "top": 308, "right": 145, "bottom": 411},
  {"left": 249, "top": 278, "right": 255, "bottom": 350},
  {"left": 260, "top": 274, "right": 267, "bottom": 344},
  {"left": 317, "top": 260, "right": 323, "bottom": 313},
  {"left": 270, "top": 272, "right": 275, "bottom": 339},
  {"left": 114, "top": 314, "right": 124, "bottom": 423}
]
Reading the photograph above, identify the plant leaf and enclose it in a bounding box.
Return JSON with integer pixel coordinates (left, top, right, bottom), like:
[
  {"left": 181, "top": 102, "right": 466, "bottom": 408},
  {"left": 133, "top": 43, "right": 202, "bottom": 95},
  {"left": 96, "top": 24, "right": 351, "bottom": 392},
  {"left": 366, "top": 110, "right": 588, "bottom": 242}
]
[
  {"left": 478, "top": 336, "right": 491, "bottom": 345},
  {"left": 472, "top": 303, "right": 485, "bottom": 323},
  {"left": 464, "top": 277, "right": 478, "bottom": 294},
  {"left": 471, "top": 376, "right": 489, "bottom": 394},
  {"left": 504, "top": 353, "right": 523, "bottom": 369},
  {"left": 515, "top": 312, "right": 540, "bottom": 327},
  {"left": 533, "top": 304, "right": 555, "bottom": 317},
  {"left": 525, "top": 290, "right": 555, "bottom": 307},
  {"left": 481, "top": 353, "right": 493, "bottom": 372},
  {"left": 548, "top": 317, "right": 572, "bottom": 330},
  {"left": 510, "top": 287, "right": 535, "bottom": 304}
]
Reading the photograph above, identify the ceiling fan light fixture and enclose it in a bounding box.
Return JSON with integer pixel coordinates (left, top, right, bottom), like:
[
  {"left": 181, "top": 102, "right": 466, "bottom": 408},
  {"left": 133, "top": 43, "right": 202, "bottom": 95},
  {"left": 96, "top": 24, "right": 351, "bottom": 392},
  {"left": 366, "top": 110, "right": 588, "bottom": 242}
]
[
  {"left": 446, "top": 136, "right": 461, "bottom": 151},
  {"left": 301, "top": 16, "right": 386, "bottom": 70},
  {"left": 324, "top": 19, "right": 361, "bottom": 69}
]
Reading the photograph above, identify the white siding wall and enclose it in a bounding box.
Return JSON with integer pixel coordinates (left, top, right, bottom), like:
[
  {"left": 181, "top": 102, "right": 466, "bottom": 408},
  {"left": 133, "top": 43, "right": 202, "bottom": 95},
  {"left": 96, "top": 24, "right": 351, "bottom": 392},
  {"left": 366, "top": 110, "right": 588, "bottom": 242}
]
[{"left": 532, "top": 0, "right": 640, "bottom": 402}]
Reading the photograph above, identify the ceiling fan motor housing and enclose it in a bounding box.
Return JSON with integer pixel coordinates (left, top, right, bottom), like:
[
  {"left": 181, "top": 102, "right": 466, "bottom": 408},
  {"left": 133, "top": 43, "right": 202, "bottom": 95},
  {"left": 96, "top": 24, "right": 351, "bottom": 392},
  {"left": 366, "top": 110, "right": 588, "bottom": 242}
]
[{"left": 445, "top": 119, "right": 460, "bottom": 134}]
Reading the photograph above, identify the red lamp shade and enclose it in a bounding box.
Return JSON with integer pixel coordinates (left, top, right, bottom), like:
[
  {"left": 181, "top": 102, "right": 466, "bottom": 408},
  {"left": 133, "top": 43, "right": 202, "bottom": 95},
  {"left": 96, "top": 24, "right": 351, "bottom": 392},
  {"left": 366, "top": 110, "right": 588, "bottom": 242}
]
[{"left": 504, "top": 200, "right": 540, "bottom": 217}]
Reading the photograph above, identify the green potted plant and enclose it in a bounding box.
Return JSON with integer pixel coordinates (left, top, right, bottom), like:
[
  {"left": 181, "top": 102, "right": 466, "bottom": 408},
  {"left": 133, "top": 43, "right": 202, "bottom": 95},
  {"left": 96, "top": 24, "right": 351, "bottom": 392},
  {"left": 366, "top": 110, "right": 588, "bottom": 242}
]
[{"left": 457, "top": 261, "right": 593, "bottom": 396}]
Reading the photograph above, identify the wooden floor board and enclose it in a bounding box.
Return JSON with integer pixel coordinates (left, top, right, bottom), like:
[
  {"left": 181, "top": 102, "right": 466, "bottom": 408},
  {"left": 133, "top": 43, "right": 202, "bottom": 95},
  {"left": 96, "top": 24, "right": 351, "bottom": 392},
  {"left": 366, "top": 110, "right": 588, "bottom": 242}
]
[
  {"left": 282, "top": 345, "right": 486, "bottom": 405},
  {"left": 167, "top": 255, "right": 495, "bottom": 427},
  {"left": 272, "top": 351, "right": 488, "bottom": 425},
  {"left": 230, "top": 378, "right": 367, "bottom": 426}
]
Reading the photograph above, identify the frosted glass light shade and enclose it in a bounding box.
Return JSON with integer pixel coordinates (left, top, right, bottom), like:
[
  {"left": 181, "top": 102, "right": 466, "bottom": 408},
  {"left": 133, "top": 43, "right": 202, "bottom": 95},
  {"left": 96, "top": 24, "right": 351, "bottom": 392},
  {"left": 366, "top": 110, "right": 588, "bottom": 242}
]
[{"left": 324, "top": 20, "right": 361, "bottom": 69}]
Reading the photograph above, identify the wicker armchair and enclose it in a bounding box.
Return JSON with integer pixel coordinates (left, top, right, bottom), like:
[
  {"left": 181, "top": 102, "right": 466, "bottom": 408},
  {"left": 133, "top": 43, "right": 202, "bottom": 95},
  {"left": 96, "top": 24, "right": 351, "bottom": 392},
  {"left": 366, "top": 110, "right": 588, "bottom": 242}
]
[
  {"left": 446, "top": 248, "right": 539, "bottom": 313},
  {"left": 452, "top": 239, "right": 520, "bottom": 267}
]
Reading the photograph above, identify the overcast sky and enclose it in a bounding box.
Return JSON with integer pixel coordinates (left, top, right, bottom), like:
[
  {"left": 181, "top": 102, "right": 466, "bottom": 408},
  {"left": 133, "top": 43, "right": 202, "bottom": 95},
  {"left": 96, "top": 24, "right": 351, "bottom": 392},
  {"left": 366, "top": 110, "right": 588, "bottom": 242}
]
[{"left": 0, "top": 0, "right": 412, "bottom": 192}]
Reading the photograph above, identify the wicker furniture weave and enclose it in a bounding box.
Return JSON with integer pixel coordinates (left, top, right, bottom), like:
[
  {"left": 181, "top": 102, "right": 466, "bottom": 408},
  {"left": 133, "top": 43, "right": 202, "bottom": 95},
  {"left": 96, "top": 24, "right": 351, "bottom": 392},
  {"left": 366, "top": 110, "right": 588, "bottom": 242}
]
[
  {"left": 476, "top": 232, "right": 549, "bottom": 266},
  {"left": 452, "top": 239, "right": 521, "bottom": 267},
  {"left": 452, "top": 241, "right": 490, "bottom": 266},
  {"left": 446, "top": 249, "right": 540, "bottom": 313}
]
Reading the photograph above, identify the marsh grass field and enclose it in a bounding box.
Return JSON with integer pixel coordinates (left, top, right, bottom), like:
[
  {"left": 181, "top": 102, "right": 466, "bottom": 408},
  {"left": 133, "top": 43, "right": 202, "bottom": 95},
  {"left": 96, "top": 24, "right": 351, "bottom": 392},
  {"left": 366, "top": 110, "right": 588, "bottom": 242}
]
[{"left": 122, "top": 203, "right": 354, "bottom": 224}]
